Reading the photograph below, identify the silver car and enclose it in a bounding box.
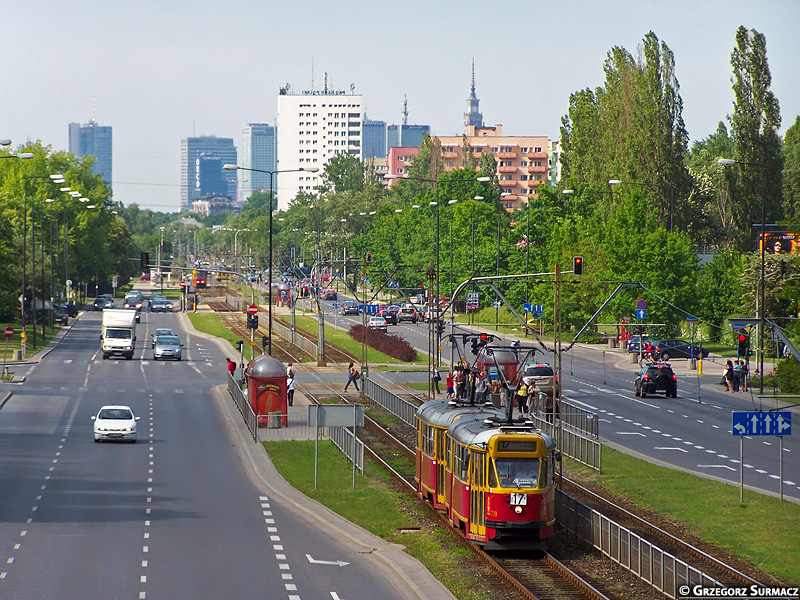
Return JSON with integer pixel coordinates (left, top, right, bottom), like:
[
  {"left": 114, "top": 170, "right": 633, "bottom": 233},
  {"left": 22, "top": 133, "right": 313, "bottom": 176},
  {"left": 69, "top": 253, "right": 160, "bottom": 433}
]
[
  {"left": 151, "top": 327, "right": 175, "bottom": 348},
  {"left": 153, "top": 335, "right": 183, "bottom": 361}
]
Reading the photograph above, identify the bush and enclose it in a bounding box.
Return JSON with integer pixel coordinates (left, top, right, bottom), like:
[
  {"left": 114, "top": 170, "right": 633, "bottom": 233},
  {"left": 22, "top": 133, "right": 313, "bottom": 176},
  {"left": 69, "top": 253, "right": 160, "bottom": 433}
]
[
  {"left": 349, "top": 324, "right": 417, "bottom": 362},
  {"left": 774, "top": 357, "right": 800, "bottom": 393}
]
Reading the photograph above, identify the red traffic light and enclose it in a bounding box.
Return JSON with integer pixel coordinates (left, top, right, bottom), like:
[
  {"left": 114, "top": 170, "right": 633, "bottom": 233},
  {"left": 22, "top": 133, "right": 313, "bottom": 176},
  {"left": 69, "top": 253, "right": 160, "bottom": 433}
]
[
  {"left": 479, "top": 333, "right": 488, "bottom": 341},
  {"left": 738, "top": 333, "right": 747, "bottom": 343}
]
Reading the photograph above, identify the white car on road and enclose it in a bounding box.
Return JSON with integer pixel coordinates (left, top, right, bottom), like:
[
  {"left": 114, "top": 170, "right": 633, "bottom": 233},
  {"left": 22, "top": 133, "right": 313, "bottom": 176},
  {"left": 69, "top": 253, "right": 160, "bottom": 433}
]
[{"left": 91, "top": 405, "right": 140, "bottom": 443}]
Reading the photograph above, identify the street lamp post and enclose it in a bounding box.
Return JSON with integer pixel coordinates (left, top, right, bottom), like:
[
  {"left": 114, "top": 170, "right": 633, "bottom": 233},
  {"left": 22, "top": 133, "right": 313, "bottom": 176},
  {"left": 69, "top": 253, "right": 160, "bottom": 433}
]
[
  {"left": 21, "top": 171, "right": 62, "bottom": 352},
  {"left": 385, "top": 173, "right": 447, "bottom": 366},
  {"left": 223, "top": 164, "right": 319, "bottom": 355},
  {"left": 717, "top": 158, "right": 767, "bottom": 394}
]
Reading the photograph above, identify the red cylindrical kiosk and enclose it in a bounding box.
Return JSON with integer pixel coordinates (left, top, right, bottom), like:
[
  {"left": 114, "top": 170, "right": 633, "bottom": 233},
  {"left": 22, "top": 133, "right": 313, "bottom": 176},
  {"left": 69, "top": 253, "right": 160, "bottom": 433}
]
[{"left": 245, "top": 354, "right": 287, "bottom": 427}]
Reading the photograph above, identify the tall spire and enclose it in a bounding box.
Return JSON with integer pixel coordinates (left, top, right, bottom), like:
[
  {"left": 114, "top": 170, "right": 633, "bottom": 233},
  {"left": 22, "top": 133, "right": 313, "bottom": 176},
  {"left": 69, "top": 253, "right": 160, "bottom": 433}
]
[
  {"left": 402, "top": 94, "right": 408, "bottom": 126},
  {"left": 471, "top": 58, "right": 476, "bottom": 95},
  {"left": 463, "top": 58, "right": 483, "bottom": 133}
]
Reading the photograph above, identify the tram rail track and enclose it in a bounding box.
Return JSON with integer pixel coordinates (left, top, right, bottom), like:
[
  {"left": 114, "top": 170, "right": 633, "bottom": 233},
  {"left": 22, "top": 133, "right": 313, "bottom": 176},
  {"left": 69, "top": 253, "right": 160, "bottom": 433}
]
[{"left": 301, "top": 381, "right": 615, "bottom": 600}]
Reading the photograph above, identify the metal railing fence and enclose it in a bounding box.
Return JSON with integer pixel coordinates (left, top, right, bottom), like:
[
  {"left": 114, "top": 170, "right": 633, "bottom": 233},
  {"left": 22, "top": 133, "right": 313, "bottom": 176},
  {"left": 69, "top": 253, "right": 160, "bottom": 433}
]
[
  {"left": 556, "top": 490, "right": 721, "bottom": 599},
  {"left": 328, "top": 424, "right": 365, "bottom": 473},
  {"left": 526, "top": 411, "right": 602, "bottom": 472},
  {"left": 271, "top": 318, "right": 318, "bottom": 357},
  {"left": 362, "top": 377, "right": 418, "bottom": 427},
  {"left": 227, "top": 372, "right": 257, "bottom": 441}
]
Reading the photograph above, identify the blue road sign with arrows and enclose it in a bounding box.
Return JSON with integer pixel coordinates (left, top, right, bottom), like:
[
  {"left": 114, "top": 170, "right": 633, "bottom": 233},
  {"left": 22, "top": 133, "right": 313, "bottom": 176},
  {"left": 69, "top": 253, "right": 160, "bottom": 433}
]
[
  {"left": 732, "top": 411, "right": 792, "bottom": 436},
  {"left": 635, "top": 309, "right": 647, "bottom": 320}
]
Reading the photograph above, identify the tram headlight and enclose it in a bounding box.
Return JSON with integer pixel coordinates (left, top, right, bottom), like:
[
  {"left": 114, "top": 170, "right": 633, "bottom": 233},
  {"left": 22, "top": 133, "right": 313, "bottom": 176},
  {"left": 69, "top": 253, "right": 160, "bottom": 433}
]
[{"left": 514, "top": 506, "right": 523, "bottom": 515}]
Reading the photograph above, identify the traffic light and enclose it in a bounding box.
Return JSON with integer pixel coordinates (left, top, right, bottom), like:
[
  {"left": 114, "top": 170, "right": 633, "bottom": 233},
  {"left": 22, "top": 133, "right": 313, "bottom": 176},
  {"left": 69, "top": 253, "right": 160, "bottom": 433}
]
[
  {"left": 573, "top": 256, "right": 584, "bottom": 276},
  {"left": 247, "top": 314, "right": 259, "bottom": 330},
  {"left": 366, "top": 252, "right": 372, "bottom": 263},
  {"left": 140, "top": 252, "right": 149, "bottom": 270},
  {"left": 436, "top": 320, "right": 445, "bottom": 336},
  {"left": 737, "top": 329, "right": 749, "bottom": 357},
  {"left": 470, "top": 338, "right": 479, "bottom": 355}
]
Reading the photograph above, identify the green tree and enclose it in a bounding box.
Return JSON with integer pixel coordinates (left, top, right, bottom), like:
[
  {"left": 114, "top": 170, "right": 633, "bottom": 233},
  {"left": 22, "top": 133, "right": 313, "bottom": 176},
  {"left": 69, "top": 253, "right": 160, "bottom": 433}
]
[
  {"left": 783, "top": 116, "right": 800, "bottom": 222},
  {"left": 726, "top": 26, "right": 783, "bottom": 250},
  {"left": 559, "top": 32, "right": 690, "bottom": 231}
]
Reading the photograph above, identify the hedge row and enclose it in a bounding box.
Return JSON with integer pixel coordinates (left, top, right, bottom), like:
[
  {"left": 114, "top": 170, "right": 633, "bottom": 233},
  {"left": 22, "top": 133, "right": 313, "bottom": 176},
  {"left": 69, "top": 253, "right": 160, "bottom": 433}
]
[{"left": 348, "top": 324, "right": 418, "bottom": 362}]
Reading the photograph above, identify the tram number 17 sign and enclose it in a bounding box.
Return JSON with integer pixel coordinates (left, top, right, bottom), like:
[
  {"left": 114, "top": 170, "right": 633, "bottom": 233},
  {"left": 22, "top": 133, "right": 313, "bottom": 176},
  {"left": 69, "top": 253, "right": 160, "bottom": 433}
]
[{"left": 732, "top": 411, "right": 792, "bottom": 436}]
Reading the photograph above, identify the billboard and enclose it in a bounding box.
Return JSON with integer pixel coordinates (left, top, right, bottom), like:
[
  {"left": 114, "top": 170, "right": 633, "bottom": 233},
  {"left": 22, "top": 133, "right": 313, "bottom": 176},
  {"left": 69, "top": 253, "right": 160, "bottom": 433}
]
[{"left": 759, "top": 232, "right": 800, "bottom": 254}]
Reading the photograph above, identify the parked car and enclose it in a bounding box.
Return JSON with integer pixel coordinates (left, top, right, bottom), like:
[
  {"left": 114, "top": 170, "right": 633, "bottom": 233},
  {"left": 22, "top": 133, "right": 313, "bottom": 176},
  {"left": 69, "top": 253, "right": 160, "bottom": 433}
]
[
  {"left": 398, "top": 306, "right": 418, "bottom": 323},
  {"left": 53, "top": 303, "right": 70, "bottom": 325},
  {"left": 634, "top": 362, "right": 677, "bottom": 397},
  {"left": 151, "top": 327, "right": 175, "bottom": 348},
  {"left": 626, "top": 334, "right": 650, "bottom": 353},
  {"left": 91, "top": 405, "right": 139, "bottom": 443},
  {"left": 341, "top": 299, "right": 359, "bottom": 315},
  {"left": 367, "top": 316, "right": 388, "bottom": 332},
  {"left": 153, "top": 335, "right": 183, "bottom": 361},
  {"left": 650, "top": 338, "right": 708, "bottom": 361}
]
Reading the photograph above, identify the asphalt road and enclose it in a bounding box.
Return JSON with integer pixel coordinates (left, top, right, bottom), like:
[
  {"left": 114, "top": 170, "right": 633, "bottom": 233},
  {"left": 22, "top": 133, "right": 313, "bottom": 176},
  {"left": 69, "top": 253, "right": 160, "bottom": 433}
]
[{"left": 0, "top": 307, "right": 413, "bottom": 600}]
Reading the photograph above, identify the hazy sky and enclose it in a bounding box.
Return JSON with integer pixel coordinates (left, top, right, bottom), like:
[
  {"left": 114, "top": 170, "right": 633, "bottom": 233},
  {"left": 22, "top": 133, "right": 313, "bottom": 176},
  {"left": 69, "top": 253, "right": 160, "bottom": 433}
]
[{"left": 3, "top": 0, "right": 798, "bottom": 212}]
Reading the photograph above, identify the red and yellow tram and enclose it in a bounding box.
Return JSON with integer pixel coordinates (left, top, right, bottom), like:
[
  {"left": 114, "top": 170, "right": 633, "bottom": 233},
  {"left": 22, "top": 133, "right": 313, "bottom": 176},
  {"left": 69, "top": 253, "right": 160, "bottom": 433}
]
[
  {"left": 415, "top": 398, "right": 558, "bottom": 550},
  {"left": 192, "top": 269, "right": 207, "bottom": 289}
]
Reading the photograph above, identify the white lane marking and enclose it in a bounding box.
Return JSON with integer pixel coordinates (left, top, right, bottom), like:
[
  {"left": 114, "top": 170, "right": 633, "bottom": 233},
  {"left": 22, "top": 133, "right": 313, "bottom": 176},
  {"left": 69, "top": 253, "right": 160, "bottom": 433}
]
[
  {"left": 654, "top": 447, "right": 688, "bottom": 452},
  {"left": 698, "top": 464, "right": 736, "bottom": 471}
]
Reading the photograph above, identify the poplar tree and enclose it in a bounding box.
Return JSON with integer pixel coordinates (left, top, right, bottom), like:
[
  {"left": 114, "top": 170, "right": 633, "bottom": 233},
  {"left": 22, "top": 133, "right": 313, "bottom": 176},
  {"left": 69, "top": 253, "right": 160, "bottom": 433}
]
[{"left": 726, "top": 26, "right": 783, "bottom": 250}]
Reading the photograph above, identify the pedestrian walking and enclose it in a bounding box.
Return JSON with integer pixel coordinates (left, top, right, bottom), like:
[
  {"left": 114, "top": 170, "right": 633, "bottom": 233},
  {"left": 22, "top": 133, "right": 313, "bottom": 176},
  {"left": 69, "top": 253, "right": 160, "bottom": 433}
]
[
  {"left": 445, "top": 371, "right": 455, "bottom": 398},
  {"left": 344, "top": 362, "right": 360, "bottom": 392},
  {"left": 226, "top": 357, "right": 236, "bottom": 376},
  {"left": 286, "top": 375, "right": 296, "bottom": 406},
  {"left": 432, "top": 365, "right": 442, "bottom": 395},
  {"left": 287, "top": 362, "right": 294, "bottom": 380}
]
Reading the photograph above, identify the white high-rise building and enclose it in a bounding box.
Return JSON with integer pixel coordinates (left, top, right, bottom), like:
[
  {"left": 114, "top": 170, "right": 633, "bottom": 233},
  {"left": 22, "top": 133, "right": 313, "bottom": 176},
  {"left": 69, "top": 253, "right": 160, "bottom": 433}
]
[{"left": 276, "top": 78, "right": 363, "bottom": 210}]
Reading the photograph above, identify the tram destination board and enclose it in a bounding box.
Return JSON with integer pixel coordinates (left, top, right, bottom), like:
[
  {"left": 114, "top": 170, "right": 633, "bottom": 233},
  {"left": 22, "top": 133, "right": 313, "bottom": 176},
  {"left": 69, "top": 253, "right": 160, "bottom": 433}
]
[{"left": 732, "top": 411, "right": 792, "bottom": 436}]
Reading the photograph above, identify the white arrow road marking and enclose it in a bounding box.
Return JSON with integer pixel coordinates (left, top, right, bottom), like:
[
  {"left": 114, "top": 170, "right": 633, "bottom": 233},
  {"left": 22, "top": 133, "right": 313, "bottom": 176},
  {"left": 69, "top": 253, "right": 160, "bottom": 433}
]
[
  {"left": 697, "top": 465, "right": 736, "bottom": 471},
  {"left": 616, "top": 432, "right": 646, "bottom": 437},
  {"left": 654, "top": 447, "right": 688, "bottom": 452},
  {"left": 306, "top": 554, "right": 349, "bottom": 567}
]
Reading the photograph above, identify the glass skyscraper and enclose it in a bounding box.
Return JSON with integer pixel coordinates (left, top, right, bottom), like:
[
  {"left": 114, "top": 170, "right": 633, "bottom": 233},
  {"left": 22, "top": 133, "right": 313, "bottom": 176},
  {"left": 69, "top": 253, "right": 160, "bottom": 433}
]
[
  {"left": 180, "top": 136, "right": 237, "bottom": 212},
  {"left": 240, "top": 124, "right": 277, "bottom": 204},
  {"left": 68, "top": 121, "right": 113, "bottom": 186}
]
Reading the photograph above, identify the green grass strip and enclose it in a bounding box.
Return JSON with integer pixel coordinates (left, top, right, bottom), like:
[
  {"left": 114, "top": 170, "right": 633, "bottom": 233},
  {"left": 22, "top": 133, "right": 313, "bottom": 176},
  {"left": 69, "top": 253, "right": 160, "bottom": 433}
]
[
  {"left": 567, "top": 447, "right": 800, "bottom": 584},
  {"left": 264, "top": 440, "right": 494, "bottom": 600}
]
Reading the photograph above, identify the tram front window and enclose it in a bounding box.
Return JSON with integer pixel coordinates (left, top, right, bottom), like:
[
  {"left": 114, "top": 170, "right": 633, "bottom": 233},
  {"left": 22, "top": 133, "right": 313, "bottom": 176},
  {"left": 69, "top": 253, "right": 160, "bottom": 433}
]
[{"left": 494, "top": 458, "right": 540, "bottom": 488}]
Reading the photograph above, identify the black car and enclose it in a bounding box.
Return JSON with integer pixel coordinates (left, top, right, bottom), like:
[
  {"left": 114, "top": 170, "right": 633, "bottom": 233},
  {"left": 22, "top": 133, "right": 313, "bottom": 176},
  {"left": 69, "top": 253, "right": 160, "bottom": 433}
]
[
  {"left": 650, "top": 338, "right": 709, "bottom": 361},
  {"left": 634, "top": 363, "right": 677, "bottom": 398},
  {"left": 378, "top": 307, "right": 398, "bottom": 325}
]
